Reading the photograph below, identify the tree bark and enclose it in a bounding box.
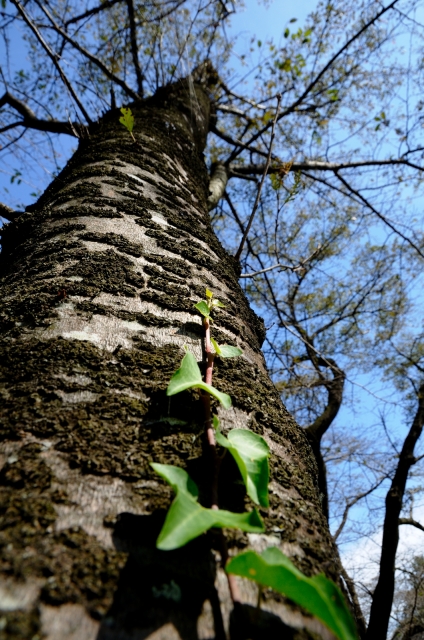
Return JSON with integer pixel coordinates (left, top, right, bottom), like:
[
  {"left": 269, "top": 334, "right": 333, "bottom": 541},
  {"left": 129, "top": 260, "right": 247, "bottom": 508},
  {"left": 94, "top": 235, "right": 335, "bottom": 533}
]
[{"left": 0, "top": 78, "right": 346, "bottom": 640}]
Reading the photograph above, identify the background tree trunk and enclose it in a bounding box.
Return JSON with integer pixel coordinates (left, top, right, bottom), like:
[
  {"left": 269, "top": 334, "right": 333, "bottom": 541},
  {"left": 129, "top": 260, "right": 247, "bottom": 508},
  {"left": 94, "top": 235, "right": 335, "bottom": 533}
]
[{"left": 0, "top": 79, "right": 345, "bottom": 640}]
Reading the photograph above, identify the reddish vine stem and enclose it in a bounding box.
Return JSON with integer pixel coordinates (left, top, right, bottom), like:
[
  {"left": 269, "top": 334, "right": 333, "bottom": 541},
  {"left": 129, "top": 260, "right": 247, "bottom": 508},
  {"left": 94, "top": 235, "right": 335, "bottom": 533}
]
[
  {"left": 204, "top": 317, "right": 215, "bottom": 445},
  {"left": 219, "top": 533, "right": 242, "bottom": 603},
  {"left": 201, "top": 316, "right": 241, "bottom": 605}
]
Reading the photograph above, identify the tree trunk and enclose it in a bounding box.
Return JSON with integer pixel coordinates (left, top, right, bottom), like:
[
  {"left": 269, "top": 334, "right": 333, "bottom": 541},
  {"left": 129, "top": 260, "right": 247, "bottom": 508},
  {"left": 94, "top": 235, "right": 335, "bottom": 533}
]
[{"left": 0, "top": 79, "right": 345, "bottom": 640}]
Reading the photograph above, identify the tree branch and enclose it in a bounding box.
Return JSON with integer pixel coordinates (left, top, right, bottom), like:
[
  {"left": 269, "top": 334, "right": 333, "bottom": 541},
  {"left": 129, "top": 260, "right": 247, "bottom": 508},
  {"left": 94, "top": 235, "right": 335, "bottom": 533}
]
[
  {"left": 335, "top": 171, "right": 424, "bottom": 261},
  {"left": 126, "top": 0, "right": 144, "bottom": 96},
  {"left": 207, "top": 163, "right": 228, "bottom": 211},
  {"left": 306, "top": 357, "right": 346, "bottom": 443},
  {"left": 209, "top": 124, "right": 269, "bottom": 160},
  {"left": 34, "top": 0, "right": 140, "bottom": 101},
  {"left": 64, "top": 0, "right": 124, "bottom": 26},
  {"left": 399, "top": 517, "right": 424, "bottom": 532},
  {"left": 234, "top": 93, "right": 281, "bottom": 262},
  {"left": 11, "top": 0, "right": 92, "bottom": 124},
  {"left": 0, "top": 91, "right": 85, "bottom": 137},
  {"left": 333, "top": 476, "right": 388, "bottom": 542},
  {"left": 240, "top": 245, "right": 321, "bottom": 278},
  {"left": 230, "top": 157, "right": 424, "bottom": 176},
  {"left": 227, "top": 0, "right": 401, "bottom": 163},
  {"left": 0, "top": 202, "right": 17, "bottom": 220}
]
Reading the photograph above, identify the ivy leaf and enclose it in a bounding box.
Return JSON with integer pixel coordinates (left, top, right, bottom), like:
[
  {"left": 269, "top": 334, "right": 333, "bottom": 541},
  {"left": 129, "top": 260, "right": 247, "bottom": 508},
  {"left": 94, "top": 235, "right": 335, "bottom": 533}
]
[
  {"left": 151, "top": 463, "right": 199, "bottom": 497},
  {"left": 151, "top": 463, "right": 265, "bottom": 550},
  {"left": 119, "top": 107, "right": 134, "bottom": 133},
  {"left": 210, "top": 337, "right": 243, "bottom": 358},
  {"left": 220, "top": 345, "right": 243, "bottom": 358},
  {"left": 226, "top": 548, "right": 358, "bottom": 640},
  {"left": 166, "top": 351, "right": 231, "bottom": 409},
  {"left": 215, "top": 424, "right": 270, "bottom": 506},
  {"left": 194, "top": 300, "right": 210, "bottom": 317},
  {"left": 210, "top": 337, "right": 222, "bottom": 355}
]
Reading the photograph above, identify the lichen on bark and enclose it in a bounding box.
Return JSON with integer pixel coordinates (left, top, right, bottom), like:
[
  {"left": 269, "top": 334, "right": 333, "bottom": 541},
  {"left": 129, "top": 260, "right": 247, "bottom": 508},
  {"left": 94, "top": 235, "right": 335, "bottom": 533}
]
[{"left": 0, "top": 77, "right": 345, "bottom": 639}]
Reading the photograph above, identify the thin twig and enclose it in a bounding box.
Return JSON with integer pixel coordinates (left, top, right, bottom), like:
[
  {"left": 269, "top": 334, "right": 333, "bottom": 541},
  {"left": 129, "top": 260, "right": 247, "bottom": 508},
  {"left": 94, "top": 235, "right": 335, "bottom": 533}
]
[
  {"left": 227, "top": 0, "right": 400, "bottom": 163},
  {"left": 234, "top": 94, "right": 282, "bottom": 262},
  {"left": 11, "top": 0, "right": 92, "bottom": 123},
  {"left": 335, "top": 171, "right": 424, "bottom": 261},
  {"left": 0, "top": 91, "right": 85, "bottom": 136},
  {"left": 65, "top": 0, "right": 124, "bottom": 25},
  {"left": 126, "top": 0, "right": 144, "bottom": 96},
  {"left": 333, "top": 476, "right": 388, "bottom": 541},
  {"left": 240, "top": 245, "right": 321, "bottom": 278},
  {"left": 34, "top": 0, "right": 140, "bottom": 101}
]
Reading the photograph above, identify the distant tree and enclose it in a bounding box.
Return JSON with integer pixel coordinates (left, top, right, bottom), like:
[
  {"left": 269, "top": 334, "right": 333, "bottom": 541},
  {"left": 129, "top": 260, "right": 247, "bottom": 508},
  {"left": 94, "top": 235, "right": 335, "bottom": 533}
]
[{"left": 392, "top": 555, "right": 424, "bottom": 640}]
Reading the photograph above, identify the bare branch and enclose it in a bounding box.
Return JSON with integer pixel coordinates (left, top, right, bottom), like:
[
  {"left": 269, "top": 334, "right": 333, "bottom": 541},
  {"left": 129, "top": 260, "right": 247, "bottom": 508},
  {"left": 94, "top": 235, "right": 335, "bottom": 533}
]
[
  {"left": 0, "top": 91, "right": 84, "bottom": 136},
  {"left": 216, "top": 104, "right": 253, "bottom": 120},
  {"left": 231, "top": 157, "right": 424, "bottom": 176},
  {"left": 126, "top": 0, "right": 144, "bottom": 96},
  {"left": 210, "top": 124, "right": 269, "bottom": 160},
  {"left": 335, "top": 171, "right": 424, "bottom": 261},
  {"left": 333, "top": 476, "right": 388, "bottom": 542},
  {"left": 64, "top": 0, "right": 124, "bottom": 26},
  {"left": 218, "top": 81, "right": 268, "bottom": 110},
  {"left": 34, "top": 1, "right": 140, "bottom": 101},
  {"left": 0, "top": 202, "right": 16, "bottom": 220},
  {"left": 240, "top": 262, "right": 298, "bottom": 278},
  {"left": 207, "top": 163, "right": 228, "bottom": 211},
  {"left": 399, "top": 517, "right": 424, "bottom": 532},
  {"left": 228, "top": 0, "right": 401, "bottom": 163},
  {"left": 11, "top": 0, "right": 92, "bottom": 124},
  {"left": 234, "top": 93, "right": 281, "bottom": 262},
  {"left": 240, "top": 244, "right": 321, "bottom": 278}
]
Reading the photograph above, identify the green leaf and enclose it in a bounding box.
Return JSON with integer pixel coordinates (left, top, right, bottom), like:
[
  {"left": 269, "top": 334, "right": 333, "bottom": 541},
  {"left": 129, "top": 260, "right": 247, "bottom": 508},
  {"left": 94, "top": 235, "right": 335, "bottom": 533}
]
[
  {"left": 119, "top": 107, "right": 134, "bottom": 133},
  {"left": 205, "top": 288, "right": 213, "bottom": 299},
  {"left": 211, "top": 299, "right": 225, "bottom": 308},
  {"left": 194, "top": 300, "right": 210, "bottom": 317},
  {"left": 166, "top": 351, "right": 232, "bottom": 409},
  {"left": 218, "top": 344, "right": 243, "bottom": 358},
  {"left": 210, "top": 337, "right": 221, "bottom": 355},
  {"left": 151, "top": 463, "right": 265, "bottom": 549},
  {"left": 211, "top": 337, "right": 242, "bottom": 358},
  {"left": 226, "top": 548, "right": 358, "bottom": 640},
  {"left": 151, "top": 463, "right": 199, "bottom": 497},
  {"left": 215, "top": 427, "right": 270, "bottom": 506}
]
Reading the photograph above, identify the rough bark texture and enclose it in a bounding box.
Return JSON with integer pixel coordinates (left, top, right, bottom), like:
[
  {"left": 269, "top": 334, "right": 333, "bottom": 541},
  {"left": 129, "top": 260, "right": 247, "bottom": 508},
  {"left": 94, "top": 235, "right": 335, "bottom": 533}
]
[{"left": 0, "top": 79, "right": 345, "bottom": 640}]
